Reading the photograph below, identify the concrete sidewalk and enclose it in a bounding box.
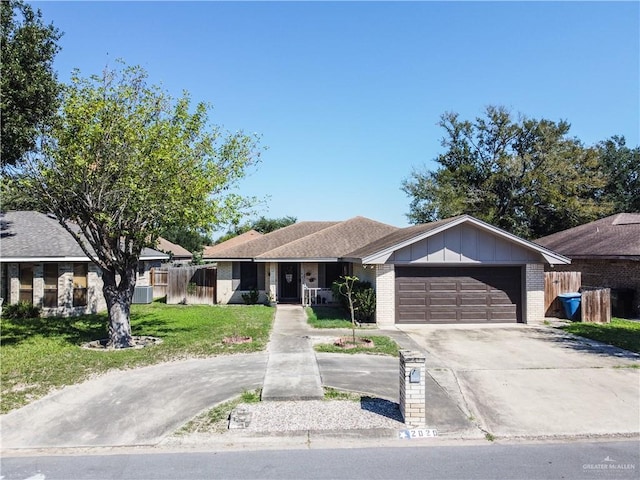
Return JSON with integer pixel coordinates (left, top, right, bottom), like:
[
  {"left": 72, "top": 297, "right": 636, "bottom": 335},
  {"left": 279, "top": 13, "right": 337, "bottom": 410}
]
[{"left": 261, "top": 304, "right": 324, "bottom": 400}]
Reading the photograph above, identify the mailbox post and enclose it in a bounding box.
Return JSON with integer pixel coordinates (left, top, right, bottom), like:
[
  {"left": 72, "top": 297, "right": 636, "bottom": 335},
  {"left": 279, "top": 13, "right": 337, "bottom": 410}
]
[{"left": 399, "top": 349, "right": 426, "bottom": 426}]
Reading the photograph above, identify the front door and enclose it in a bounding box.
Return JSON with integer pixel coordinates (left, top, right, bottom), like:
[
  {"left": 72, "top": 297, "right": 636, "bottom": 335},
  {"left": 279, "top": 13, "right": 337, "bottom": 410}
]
[{"left": 279, "top": 263, "right": 299, "bottom": 301}]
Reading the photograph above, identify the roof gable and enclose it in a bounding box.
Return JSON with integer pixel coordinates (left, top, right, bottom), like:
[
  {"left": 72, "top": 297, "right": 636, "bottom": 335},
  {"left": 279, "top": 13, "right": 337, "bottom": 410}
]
[
  {"left": 204, "top": 222, "right": 338, "bottom": 259},
  {"left": 535, "top": 213, "right": 640, "bottom": 258},
  {"left": 255, "top": 217, "right": 398, "bottom": 260},
  {"left": 351, "top": 215, "right": 569, "bottom": 265}
]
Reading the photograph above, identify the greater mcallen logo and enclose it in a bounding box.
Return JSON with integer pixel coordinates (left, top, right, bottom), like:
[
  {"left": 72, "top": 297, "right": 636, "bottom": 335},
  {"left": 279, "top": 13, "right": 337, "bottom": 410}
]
[{"left": 583, "top": 456, "right": 636, "bottom": 473}]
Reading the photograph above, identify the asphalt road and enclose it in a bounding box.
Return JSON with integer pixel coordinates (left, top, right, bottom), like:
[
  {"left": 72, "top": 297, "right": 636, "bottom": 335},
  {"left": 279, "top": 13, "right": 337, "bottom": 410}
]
[{"left": 1, "top": 441, "right": 638, "bottom": 480}]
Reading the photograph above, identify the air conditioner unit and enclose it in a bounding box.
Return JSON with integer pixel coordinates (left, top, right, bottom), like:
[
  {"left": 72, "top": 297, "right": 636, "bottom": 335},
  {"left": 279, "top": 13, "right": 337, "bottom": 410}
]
[{"left": 132, "top": 286, "right": 153, "bottom": 304}]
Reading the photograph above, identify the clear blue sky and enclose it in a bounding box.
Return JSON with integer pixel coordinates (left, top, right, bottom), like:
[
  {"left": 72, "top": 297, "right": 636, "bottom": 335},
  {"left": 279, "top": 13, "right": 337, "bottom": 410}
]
[{"left": 35, "top": 1, "right": 640, "bottom": 231}]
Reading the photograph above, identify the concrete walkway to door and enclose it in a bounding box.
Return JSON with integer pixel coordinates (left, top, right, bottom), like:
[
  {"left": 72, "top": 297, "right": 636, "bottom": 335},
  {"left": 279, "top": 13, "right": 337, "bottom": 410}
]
[{"left": 261, "top": 304, "right": 325, "bottom": 400}]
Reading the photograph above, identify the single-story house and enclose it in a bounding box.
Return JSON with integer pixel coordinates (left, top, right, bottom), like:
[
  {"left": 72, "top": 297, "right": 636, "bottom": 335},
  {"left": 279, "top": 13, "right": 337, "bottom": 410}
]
[
  {"left": 156, "top": 237, "right": 193, "bottom": 265},
  {"left": 535, "top": 213, "right": 640, "bottom": 318},
  {"left": 0, "top": 211, "right": 169, "bottom": 316},
  {"left": 204, "top": 215, "right": 570, "bottom": 326}
]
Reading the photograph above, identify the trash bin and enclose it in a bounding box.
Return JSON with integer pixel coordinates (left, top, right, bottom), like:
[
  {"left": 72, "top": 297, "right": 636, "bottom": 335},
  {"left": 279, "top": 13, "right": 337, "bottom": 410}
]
[{"left": 558, "top": 292, "right": 582, "bottom": 320}]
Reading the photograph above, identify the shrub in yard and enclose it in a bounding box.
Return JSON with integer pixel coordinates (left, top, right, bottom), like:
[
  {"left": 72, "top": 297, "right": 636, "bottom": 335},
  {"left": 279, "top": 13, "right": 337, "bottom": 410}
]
[
  {"left": 331, "top": 278, "right": 376, "bottom": 323},
  {"left": 241, "top": 289, "right": 260, "bottom": 305},
  {"left": 3, "top": 301, "right": 41, "bottom": 319},
  {"left": 353, "top": 287, "right": 376, "bottom": 323}
]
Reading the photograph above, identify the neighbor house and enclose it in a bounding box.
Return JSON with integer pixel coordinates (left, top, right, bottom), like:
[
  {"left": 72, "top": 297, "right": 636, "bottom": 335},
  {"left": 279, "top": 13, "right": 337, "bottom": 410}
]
[
  {"left": 156, "top": 237, "right": 193, "bottom": 265},
  {"left": 535, "top": 213, "right": 640, "bottom": 318},
  {"left": 204, "top": 215, "right": 570, "bottom": 326},
  {"left": 0, "top": 211, "right": 169, "bottom": 316}
]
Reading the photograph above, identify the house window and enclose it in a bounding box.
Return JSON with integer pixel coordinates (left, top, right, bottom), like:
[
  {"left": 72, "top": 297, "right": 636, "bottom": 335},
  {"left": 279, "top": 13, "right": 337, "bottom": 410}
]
[
  {"left": 19, "top": 264, "right": 33, "bottom": 303},
  {"left": 232, "top": 262, "right": 265, "bottom": 291},
  {"left": 73, "top": 263, "right": 88, "bottom": 307},
  {"left": 43, "top": 264, "right": 59, "bottom": 308},
  {"left": 321, "top": 262, "right": 351, "bottom": 288},
  {"left": 240, "top": 262, "right": 258, "bottom": 290}
]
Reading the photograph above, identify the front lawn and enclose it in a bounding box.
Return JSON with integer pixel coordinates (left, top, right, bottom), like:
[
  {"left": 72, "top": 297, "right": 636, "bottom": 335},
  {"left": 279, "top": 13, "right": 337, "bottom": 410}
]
[
  {"left": 305, "top": 306, "right": 375, "bottom": 329},
  {"left": 0, "top": 303, "right": 274, "bottom": 413},
  {"left": 560, "top": 318, "right": 640, "bottom": 354}
]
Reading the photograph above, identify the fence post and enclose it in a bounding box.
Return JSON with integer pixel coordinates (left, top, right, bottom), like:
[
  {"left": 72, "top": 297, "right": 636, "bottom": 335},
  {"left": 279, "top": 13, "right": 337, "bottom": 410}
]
[{"left": 399, "top": 350, "right": 426, "bottom": 427}]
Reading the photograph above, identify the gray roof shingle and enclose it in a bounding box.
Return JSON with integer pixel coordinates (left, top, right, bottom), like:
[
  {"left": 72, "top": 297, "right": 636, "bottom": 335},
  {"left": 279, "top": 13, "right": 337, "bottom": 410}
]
[
  {"left": 0, "top": 211, "right": 169, "bottom": 261},
  {"left": 534, "top": 213, "right": 640, "bottom": 258},
  {"left": 203, "top": 221, "right": 339, "bottom": 259},
  {"left": 255, "top": 217, "right": 398, "bottom": 260}
]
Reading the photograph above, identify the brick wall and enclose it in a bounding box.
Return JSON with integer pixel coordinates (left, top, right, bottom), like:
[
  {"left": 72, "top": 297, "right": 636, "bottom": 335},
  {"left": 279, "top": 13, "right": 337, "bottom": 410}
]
[
  {"left": 525, "top": 263, "right": 545, "bottom": 324},
  {"left": 547, "top": 259, "right": 639, "bottom": 317},
  {"left": 375, "top": 264, "right": 395, "bottom": 326}
]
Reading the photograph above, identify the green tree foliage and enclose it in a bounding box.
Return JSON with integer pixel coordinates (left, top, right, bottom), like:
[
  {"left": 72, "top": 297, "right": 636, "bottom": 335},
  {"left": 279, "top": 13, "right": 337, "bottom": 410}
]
[
  {"left": 597, "top": 136, "right": 639, "bottom": 213},
  {"left": 160, "top": 226, "right": 212, "bottom": 255},
  {"left": 16, "top": 63, "right": 261, "bottom": 347},
  {"left": 402, "top": 106, "right": 612, "bottom": 239},
  {"left": 1, "top": 0, "right": 62, "bottom": 167},
  {"left": 216, "top": 215, "right": 296, "bottom": 243}
]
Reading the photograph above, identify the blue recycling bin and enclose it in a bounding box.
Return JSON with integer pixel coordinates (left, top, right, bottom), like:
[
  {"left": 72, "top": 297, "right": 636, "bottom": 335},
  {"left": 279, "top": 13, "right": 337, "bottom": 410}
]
[{"left": 558, "top": 292, "right": 581, "bottom": 320}]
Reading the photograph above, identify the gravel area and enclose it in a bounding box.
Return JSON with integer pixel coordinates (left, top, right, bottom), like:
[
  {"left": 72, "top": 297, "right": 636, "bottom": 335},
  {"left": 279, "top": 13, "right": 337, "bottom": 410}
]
[{"left": 237, "top": 399, "right": 405, "bottom": 432}]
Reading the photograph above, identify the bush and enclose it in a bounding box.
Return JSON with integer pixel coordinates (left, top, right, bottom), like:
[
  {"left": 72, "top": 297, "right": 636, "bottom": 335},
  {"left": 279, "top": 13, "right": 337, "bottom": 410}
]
[
  {"left": 353, "top": 287, "right": 376, "bottom": 323},
  {"left": 241, "top": 289, "right": 260, "bottom": 305},
  {"left": 331, "top": 278, "right": 376, "bottom": 323},
  {"left": 3, "top": 301, "right": 41, "bottom": 319}
]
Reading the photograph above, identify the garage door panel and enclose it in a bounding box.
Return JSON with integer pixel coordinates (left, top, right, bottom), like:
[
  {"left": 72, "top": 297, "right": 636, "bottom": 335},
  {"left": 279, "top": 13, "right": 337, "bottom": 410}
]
[
  {"left": 396, "top": 267, "right": 522, "bottom": 324},
  {"left": 428, "top": 281, "right": 458, "bottom": 291},
  {"left": 398, "top": 296, "right": 426, "bottom": 306},
  {"left": 397, "top": 282, "right": 427, "bottom": 292},
  {"left": 428, "top": 296, "right": 458, "bottom": 306}
]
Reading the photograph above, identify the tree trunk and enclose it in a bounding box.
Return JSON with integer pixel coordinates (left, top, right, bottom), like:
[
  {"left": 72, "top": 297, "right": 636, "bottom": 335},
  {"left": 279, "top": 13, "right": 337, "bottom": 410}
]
[{"left": 102, "top": 266, "right": 136, "bottom": 348}]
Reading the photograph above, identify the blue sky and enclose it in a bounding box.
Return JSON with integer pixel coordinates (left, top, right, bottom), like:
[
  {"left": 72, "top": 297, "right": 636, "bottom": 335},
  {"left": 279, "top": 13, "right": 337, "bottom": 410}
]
[{"left": 35, "top": 1, "right": 639, "bottom": 231}]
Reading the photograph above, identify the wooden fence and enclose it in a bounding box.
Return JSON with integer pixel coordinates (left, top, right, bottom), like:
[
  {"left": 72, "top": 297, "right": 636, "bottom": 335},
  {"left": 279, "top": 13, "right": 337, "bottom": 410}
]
[
  {"left": 581, "top": 288, "right": 611, "bottom": 323},
  {"left": 544, "top": 272, "right": 611, "bottom": 322},
  {"left": 152, "top": 266, "right": 217, "bottom": 305},
  {"left": 544, "top": 271, "right": 581, "bottom": 317},
  {"left": 151, "top": 268, "right": 168, "bottom": 299}
]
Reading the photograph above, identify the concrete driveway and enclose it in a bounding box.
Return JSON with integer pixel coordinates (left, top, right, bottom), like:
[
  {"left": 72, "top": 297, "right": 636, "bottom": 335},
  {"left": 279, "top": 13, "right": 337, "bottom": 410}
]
[{"left": 398, "top": 324, "right": 640, "bottom": 438}]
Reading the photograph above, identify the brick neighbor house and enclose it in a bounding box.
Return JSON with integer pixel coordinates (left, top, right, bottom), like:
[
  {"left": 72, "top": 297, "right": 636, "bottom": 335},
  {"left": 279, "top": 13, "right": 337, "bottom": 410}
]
[
  {"left": 535, "top": 213, "right": 640, "bottom": 318},
  {"left": 0, "top": 211, "right": 169, "bottom": 316},
  {"left": 204, "top": 215, "right": 570, "bottom": 326}
]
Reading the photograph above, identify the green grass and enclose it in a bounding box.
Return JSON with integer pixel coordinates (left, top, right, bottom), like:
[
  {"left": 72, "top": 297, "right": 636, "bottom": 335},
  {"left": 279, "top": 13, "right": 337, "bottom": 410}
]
[
  {"left": 324, "top": 387, "right": 361, "bottom": 401},
  {"left": 560, "top": 318, "right": 640, "bottom": 354},
  {"left": 305, "top": 305, "right": 376, "bottom": 329},
  {"left": 0, "top": 304, "right": 274, "bottom": 413},
  {"left": 314, "top": 335, "right": 400, "bottom": 357},
  {"left": 305, "top": 306, "right": 354, "bottom": 328}
]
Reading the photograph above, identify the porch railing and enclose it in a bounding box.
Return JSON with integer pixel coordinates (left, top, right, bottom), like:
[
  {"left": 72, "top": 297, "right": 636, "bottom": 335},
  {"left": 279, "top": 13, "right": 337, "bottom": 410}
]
[{"left": 302, "top": 284, "right": 334, "bottom": 306}]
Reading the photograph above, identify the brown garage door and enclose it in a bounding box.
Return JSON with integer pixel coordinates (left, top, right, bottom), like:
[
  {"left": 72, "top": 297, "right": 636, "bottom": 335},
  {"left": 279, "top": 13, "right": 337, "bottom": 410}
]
[{"left": 395, "top": 266, "right": 522, "bottom": 324}]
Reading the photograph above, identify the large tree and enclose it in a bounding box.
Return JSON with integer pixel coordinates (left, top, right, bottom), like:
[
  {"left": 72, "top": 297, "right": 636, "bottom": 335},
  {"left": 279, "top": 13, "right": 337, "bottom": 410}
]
[
  {"left": 1, "top": 0, "right": 62, "bottom": 167},
  {"left": 402, "top": 106, "right": 612, "bottom": 239},
  {"left": 597, "top": 136, "right": 640, "bottom": 213},
  {"left": 18, "top": 63, "right": 261, "bottom": 347}
]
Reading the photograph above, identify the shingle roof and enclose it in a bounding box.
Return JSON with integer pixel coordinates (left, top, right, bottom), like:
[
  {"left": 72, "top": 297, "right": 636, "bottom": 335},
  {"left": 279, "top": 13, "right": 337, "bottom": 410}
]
[
  {"left": 156, "top": 237, "right": 193, "bottom": 259},
  {"left": 202, "top": 230, "right": 263, "bottom": 258},
  {"left": 346, "top": 216, "right": 462, "bottom": 259},
  {"left": 256, "top": 217, "right": 398, "bottom": 260},
  {"left": 534, "top": 213, "right": 640, "bottom": 258},
  {"left": 0, "top": 211, "right": 169, "bottom": 261},
  {"left": 203, "top": 222, "right": 339, "bottom": 259}
]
